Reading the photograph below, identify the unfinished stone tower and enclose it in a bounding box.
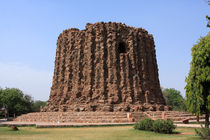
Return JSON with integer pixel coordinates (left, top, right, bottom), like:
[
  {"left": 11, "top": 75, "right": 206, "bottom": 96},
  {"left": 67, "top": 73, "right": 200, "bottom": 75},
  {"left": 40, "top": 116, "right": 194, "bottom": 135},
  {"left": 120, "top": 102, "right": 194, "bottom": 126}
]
[{"left": 43, "top": 22, "right": 166, "bottom": 112}]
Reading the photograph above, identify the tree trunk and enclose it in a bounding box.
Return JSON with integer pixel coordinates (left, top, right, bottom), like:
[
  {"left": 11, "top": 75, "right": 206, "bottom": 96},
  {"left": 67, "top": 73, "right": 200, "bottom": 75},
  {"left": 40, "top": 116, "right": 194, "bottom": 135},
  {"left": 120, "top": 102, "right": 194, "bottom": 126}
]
[
  {"left": 196, "top": 115, "right": 199, "bottom": 123},
  {"left": 204, "top": 84, "right": 209, "bottom": 128},
  {"left": 205, "top": 110, "right": 209, "bottom": 128}
]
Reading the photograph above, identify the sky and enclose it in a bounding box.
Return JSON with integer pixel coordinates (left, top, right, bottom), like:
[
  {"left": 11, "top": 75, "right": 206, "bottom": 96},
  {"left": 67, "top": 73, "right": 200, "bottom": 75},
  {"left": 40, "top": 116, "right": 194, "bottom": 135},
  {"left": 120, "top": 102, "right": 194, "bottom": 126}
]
[{"left": 0, "top": 0, "right": 209, "bottom": 101}]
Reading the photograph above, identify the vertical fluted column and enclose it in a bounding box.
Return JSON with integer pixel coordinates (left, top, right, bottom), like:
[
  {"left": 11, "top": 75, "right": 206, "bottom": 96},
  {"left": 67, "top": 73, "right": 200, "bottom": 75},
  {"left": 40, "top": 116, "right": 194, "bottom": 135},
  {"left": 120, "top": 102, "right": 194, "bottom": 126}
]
[
  {"left": 134, "top": 30, "right": 143, "bottom": 102},
  {"left": 50, "top": 34, "right": 62, "bottom": 97},
  {"left": 140, "top": 32, "right": 149, "bottom": 103},
  {"left": 101, "top": 23, "right": 108, "bottom": 101},
  {"left": 112, "top": 23, "right": 122, "bottom": 104},
  {"left": 75, "top": 31, "right": 85, "bottom": 100},
  {"left": 82, "top": 25, "right": 96, "bottom": 102},
  {"left": 58, "top": 32, "right": 67, "bottom": 96},
  {"left": 91, "top": 23, "right": 101, "bottom": 101}
]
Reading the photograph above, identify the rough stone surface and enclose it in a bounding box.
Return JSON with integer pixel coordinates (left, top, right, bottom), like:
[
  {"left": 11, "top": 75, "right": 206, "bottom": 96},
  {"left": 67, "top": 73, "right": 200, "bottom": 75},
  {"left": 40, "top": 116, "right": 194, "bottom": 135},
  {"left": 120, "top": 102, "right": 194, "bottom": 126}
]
[
  {"left": 13, "top": 111, "right": 205, "bottom": 123},
  {"left": 42, "top": 22, "right": 166, "bottom": 112}
]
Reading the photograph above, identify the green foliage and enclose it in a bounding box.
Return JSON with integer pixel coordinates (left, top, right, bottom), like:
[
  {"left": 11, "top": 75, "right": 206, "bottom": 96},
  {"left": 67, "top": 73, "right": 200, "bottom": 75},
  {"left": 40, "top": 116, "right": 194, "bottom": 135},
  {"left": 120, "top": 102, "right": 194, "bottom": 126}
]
[
  {"left": 185, "top": 33, "right": 210, "bottom": 128},
  {"left": 162, "top": 88, "right": 186, "bottom": 111},
  {"left": 206, "top": 15, "right": 210, "bottom": 28},
  {"left": 32, "top": 100, "right": 46, "bottom": 112},
  {"left": 0, "top": 87, "right": 48, "bottom": 116},
  {"left": 134, "top": 118, "right": 154, "bottom": 131},
  {"left": 153, "top": 119, "right": 176, "bottom": 134},
  {"left": 0, "top": 87, "right": 4, "bottom": 118},
  {"left": 195, "top": 126, "right": 210, "bottom": 140},
  {"left": 134, "top": 118, "right": 176, "bottom": 134},
  {"left": 0, "top": 87, "right": 3, "bottom": 108},
  {"left": 0, "top": 88, "right": 34, "bottom": 116}
]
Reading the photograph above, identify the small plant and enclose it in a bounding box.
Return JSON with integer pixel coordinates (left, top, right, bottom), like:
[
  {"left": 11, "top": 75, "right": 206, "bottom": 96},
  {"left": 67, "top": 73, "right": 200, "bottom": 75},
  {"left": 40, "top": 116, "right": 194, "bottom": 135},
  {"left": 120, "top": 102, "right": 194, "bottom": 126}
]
[
  {"left": 195, "top": 126, "right": 210, "bottom": 140},
  {"left": 153, "top": 119, "right": 176, "bottom": 134},
  {"left": 134, "top": 118, "right": 154, "bottom": 131},
  {"left": 9, "top": 125, "right": 19, "bottom": 131},
  {"left": 134, "top": 118, "right": 176, "bottom": 134}
]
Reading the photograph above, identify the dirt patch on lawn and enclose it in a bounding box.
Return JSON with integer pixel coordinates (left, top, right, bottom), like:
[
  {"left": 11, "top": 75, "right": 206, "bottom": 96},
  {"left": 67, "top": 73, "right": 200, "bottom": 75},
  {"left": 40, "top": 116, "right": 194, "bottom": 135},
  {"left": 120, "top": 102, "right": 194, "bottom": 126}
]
[{"left": 177, "top": 132, "right": 194, "bottom": 135}]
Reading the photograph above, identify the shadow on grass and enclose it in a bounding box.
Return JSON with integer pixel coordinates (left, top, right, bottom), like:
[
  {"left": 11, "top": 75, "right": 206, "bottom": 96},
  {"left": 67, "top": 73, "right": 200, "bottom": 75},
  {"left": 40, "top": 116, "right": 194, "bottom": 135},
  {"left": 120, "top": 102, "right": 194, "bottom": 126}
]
[
  {"left": 0, "top": 126, "right": 49, "bottom": 135},
  {"left": 172, "top": 131, "right": 181, "bottom": 134}
]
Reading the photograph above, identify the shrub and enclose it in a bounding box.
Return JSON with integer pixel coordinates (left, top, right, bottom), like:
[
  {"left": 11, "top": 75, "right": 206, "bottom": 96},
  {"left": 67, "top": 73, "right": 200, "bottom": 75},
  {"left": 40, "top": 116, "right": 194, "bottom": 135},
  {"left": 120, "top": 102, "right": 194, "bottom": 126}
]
[
  {"left": 134, "top": 118, "right": 154, "bottom": 131},
  {"left": 153, "top": 119, "right": 176, "bottom": 134},
  {"left": 134, "top": 118, "right": 176, "bottom": 134},
  {"left": 195, "top": 126, "right": 210, "bottom": 140}
]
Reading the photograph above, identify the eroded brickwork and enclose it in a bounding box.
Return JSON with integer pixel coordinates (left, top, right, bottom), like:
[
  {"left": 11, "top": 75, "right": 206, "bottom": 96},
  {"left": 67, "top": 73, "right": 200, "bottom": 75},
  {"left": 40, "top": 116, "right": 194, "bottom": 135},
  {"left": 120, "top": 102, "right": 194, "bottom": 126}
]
[{"left": 42, "top": 22, "right": 165, "bottom": 112}]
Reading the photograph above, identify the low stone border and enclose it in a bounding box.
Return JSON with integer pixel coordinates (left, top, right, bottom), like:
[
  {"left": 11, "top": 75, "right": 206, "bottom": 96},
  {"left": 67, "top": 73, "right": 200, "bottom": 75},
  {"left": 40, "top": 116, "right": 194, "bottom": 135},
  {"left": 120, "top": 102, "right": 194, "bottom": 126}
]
[
  {"left": 0, "top": 121, "right": 134, "bottom": 128},
  {"left": 175, "top": 124, "right": 204, "bottom": 128}
]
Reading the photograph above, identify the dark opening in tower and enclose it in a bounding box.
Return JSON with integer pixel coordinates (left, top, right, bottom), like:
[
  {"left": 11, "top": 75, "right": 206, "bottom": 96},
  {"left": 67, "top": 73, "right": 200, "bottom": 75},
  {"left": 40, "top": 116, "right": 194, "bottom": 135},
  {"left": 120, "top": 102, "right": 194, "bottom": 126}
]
[{"left": 118, "top": 42, "right": 126, "bottom": 53}]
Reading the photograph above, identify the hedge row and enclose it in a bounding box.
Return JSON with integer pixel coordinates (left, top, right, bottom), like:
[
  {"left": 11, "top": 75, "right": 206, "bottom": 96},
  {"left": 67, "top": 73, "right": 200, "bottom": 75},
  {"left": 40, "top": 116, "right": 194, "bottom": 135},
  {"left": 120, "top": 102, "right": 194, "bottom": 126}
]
[{"left": 134, "top": 118, "right": 176, "bottom": 134}]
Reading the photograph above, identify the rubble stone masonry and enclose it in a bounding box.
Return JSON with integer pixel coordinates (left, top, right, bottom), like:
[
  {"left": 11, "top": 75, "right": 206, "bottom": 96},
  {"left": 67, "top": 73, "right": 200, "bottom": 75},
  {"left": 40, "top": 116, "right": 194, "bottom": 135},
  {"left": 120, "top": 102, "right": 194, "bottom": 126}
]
[{"left": 42, "top": 22, "right": 166, "bottom": 112}]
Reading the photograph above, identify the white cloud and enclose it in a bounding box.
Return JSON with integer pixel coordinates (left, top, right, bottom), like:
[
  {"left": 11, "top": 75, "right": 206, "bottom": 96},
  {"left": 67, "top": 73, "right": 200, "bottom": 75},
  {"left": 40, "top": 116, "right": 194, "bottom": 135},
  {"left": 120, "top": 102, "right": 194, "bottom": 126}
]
[{"left": 0, "top": 62, "right": 52, "bottom": 101}]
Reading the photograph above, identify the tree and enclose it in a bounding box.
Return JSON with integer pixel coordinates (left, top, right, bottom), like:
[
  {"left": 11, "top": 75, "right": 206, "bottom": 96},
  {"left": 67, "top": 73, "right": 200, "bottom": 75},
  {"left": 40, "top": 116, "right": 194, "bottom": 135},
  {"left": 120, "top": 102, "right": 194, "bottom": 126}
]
[
  {"left": 32, "top": 100, "right": 46, "bottom": 112},
  {"left": 23, "top": 94, "right": 34, "bottom": 112},
  {"left": 0, "top": 88, "right": 34, "bottom": 116},
  {"left": 162, "top": 88, "right": 186, "bottom": 111},
  {"left": 0, "top": 87, "right": 5, "bottom": 117},
  {"left": 185, "top": 33, "right": 210, "bottom": 128},
  {"left": 206, "top": 15, "right": 210, "bottom": 28},
  {"left": 0, "top": 87, "right": 3, "bottom": 108}
]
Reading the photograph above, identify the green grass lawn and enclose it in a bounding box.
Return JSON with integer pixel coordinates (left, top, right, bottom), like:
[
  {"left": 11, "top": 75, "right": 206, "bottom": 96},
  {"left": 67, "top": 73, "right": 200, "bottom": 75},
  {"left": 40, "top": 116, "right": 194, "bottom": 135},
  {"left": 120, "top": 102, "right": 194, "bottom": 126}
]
[{"left": 0, "top": 126, "right": 199, "bottom": 140}]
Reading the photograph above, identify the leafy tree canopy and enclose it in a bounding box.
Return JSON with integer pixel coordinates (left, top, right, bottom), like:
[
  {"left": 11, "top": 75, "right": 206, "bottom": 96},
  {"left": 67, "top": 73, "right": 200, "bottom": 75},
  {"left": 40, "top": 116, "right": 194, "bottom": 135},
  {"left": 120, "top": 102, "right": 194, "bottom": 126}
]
[
  {"left": 185, "top": 33, "right": 210, "bottom": 128},
  {"left": 32, "top": 100, "right": 46, "bottom": 112},
  {"left": 162, "top": 88, "right": 186, "bottom": 111},
  {"left": 0, "top": 87, "right": 34, "bottom": 116}
]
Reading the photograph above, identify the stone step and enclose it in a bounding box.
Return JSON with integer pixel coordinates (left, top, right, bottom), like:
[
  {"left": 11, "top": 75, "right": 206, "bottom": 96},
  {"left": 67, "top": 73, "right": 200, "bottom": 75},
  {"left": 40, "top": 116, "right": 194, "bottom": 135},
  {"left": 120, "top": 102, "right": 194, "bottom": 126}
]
[
  {"left": 143, "top": 111, "right": 204, "bottom": 122},
  {"left": 14, "top": 111, "right": 203, "bottom": 124},
  {"left": 14, "top": 112, "right": 134, "bottom": 123},
  {"left": 18, "top": 118, "right": 129, "bottom": 123}
]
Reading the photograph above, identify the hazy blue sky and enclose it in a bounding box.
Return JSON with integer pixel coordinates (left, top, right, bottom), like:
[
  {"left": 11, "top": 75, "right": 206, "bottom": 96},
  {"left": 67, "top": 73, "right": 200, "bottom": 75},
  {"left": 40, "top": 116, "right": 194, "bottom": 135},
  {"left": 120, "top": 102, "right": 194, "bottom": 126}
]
[{"left": 0, "top": 0, "right": 209, "bottom": 101}]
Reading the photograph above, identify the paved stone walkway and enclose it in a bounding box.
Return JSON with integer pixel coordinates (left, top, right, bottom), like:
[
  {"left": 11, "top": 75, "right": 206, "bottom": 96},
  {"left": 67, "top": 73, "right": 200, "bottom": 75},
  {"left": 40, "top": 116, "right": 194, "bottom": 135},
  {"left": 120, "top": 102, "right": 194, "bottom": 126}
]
[{"left": 175, "top": 123, "right": 205, "bottom": 128}]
